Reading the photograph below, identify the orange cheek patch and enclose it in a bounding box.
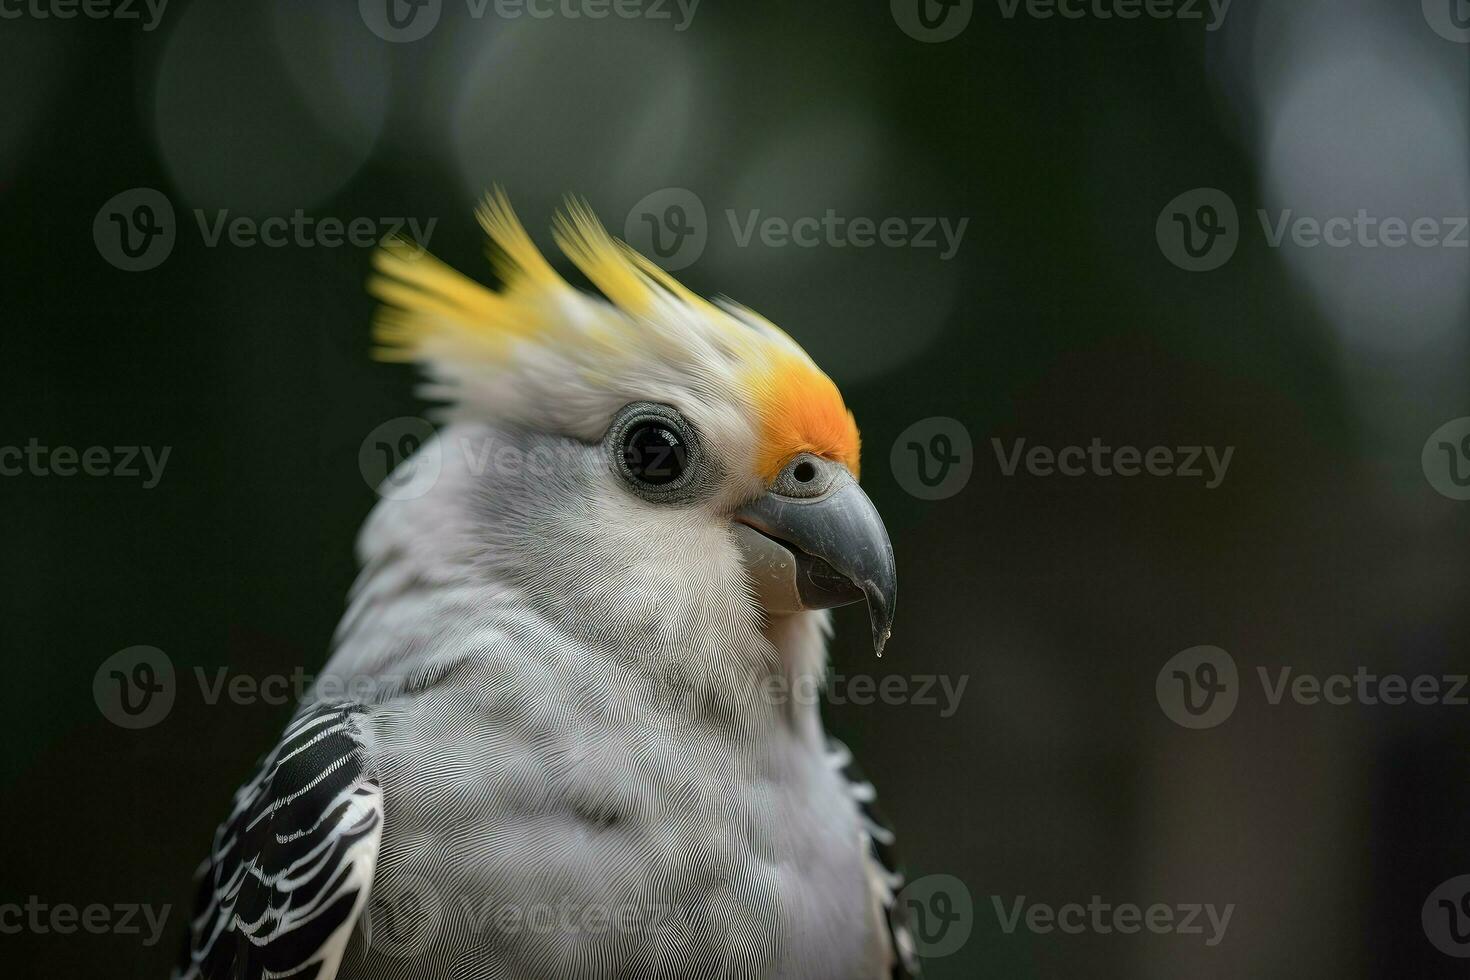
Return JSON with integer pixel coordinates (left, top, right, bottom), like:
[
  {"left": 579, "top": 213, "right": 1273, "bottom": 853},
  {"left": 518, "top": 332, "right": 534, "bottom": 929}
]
[{"left": 750, "top": 355, "right": 861, "bottom": 482}]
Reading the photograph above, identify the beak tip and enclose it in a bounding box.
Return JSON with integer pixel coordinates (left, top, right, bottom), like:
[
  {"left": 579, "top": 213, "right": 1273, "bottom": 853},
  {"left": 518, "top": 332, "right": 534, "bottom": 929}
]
[{"left": 866, "top": 591, "right": 894, "bottom": 657}]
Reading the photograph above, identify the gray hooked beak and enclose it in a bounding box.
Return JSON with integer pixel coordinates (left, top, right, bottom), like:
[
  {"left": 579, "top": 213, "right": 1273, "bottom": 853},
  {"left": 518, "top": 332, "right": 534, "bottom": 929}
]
[{"left": 732, "top": 453, "right": 897, "bottom": 655}]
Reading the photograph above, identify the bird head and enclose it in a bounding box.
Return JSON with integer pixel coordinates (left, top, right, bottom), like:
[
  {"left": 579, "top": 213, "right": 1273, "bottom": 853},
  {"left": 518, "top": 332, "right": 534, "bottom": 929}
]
[{"left": 368, "top": 193, "right": 896, "bottom": 656}]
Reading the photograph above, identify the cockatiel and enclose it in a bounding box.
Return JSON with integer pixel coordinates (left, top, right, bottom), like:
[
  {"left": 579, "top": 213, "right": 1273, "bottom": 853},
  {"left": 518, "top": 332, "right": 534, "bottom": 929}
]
[{"left": 176, "top": 194, "right": 915, "bottom": 980}]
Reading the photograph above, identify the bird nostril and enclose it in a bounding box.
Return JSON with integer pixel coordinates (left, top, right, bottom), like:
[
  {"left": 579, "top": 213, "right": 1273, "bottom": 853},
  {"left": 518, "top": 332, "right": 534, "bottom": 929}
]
[{"left": 793, "top": 461, "right": 816, "bottom": 483}]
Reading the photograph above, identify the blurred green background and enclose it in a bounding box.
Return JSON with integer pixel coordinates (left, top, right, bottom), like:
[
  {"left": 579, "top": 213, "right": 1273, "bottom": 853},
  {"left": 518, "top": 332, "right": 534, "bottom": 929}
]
[{"left": 3, "top": 0, "right": 1469, "bottom": 976}]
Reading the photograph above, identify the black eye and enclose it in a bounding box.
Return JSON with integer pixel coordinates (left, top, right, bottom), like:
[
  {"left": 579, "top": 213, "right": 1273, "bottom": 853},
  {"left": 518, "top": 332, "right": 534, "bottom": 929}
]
[
  {"left": 622, "top": 420, "right": 687, "bottom": 486},
  {"left": 608, "top": 403, "right": 707, "bottom": 501}
]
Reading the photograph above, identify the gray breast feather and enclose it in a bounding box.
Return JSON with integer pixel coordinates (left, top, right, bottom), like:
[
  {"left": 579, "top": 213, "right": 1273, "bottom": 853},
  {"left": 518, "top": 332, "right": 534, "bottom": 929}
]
[{"left": 324, "top": 646, "right": 889, "bottom": 980}]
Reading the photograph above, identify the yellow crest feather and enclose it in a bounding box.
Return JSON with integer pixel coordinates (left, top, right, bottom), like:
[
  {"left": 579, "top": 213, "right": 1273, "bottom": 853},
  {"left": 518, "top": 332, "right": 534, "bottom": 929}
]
[{"left": 367, "top": 194, "right": 862, "bottom": 481}]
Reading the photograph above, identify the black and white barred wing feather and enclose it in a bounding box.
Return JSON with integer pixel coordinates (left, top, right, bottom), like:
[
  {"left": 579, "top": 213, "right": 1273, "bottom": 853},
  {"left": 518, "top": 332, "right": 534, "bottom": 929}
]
[
  {"left": 177, "top": 702, "right": 383, "bottom": 980},
  {"left": 829, "top": 739, "right": 920, "bottom": 979}
]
